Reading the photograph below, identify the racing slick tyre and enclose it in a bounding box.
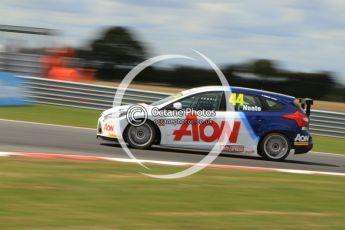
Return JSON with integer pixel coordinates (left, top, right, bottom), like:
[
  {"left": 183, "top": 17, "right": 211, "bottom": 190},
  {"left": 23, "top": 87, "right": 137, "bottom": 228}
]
[
  {"left": 259, "top": 133, "right": 290, "bottom": 161},
  {"left": 124, "top": 122, "right": 156, "bottom": 149}
]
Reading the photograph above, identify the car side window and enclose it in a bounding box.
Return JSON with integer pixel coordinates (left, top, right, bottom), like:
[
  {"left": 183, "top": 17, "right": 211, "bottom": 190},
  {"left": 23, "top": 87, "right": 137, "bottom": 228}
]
[
  {"left": 163, "top": 94, "right": 197, "bottom": 110},
  {"left": 180, "top": 95, "right": 197, "bottom": 109},
  {"left": 193, "top": 92, "right": 223, "bottom": 111},
  {"left": 261, "top": 97, "right": 285, "bottom": 111},
  {"left": 163, "top": 91, "right": 223, "bottom": 111},
  {"left": 232, "top": 93, "right": 262, "bottom": 112}
]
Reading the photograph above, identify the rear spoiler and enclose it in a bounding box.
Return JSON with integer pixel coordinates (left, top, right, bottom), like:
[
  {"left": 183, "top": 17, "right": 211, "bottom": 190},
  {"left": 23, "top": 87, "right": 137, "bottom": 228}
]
[{"left": 298, "top": 98, "right": 313, "bottom": 117}]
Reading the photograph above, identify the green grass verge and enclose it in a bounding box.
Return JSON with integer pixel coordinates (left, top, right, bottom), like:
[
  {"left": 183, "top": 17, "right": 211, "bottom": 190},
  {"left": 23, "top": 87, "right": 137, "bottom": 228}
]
[
  {"left": 313, "top": 136, "right": 345, "bottom": 154},
  {"left": 0, "top": 104, "right": 100, "bottom": 128},
  {"left": 0, "top": 157, "right": 344, "bottom": 230},
  {"left": 0, "top": 105, "right": 344, "bottom": 154}
]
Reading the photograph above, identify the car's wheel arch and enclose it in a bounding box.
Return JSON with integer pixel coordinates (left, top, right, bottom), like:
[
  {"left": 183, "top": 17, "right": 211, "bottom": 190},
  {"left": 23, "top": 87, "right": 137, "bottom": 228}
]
[
  {"left": 123, "top": 119, "right": 161, "bottom": 145},
  {"left": 257, "top": 130, "right": 291, "bottom": 157}
]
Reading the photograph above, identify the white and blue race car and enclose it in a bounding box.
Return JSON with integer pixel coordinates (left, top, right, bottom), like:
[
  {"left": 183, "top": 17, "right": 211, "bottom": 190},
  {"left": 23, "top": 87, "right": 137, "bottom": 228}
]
[{"left": 97, "top": 86, "right": 313, "bottom": 161}]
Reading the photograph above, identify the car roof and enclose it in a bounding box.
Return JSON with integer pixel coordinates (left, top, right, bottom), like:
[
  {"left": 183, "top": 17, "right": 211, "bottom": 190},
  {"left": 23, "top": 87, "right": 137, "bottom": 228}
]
[{"left": 183, "top": 86, "right": 295, "bottom": 102}]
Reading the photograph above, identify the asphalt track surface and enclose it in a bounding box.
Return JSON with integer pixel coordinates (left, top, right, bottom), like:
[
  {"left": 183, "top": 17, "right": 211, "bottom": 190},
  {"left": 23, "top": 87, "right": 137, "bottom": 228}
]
[{"left": 1, "top": 120, "right": 345, "bottom": 173}]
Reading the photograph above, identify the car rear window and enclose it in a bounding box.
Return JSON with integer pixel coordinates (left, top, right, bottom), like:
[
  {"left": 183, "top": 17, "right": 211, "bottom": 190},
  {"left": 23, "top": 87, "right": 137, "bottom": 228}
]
[
  {"left": 262, "top": 97, "right": 286, "bottom": 111},
  {"left": 293, "top": 99, "right": 307, "bottom": 114}
]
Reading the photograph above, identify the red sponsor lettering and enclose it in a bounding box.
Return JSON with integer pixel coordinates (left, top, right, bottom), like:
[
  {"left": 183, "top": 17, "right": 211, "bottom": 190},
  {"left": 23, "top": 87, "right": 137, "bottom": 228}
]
[
  {"left": 199, "top": 121, "right": 220, "bottom": 142},
  {"left": 173, "top": 116, "right": 241, "bottom": 143},
  {"left": 104, "top": 123, "right": 114, "bottom": 132}
]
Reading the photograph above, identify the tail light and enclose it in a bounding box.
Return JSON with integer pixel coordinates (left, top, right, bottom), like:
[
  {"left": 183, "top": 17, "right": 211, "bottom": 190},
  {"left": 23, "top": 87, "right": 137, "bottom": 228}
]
[{"left": 283, "top": 110, "right": 309, "bottom": 127}]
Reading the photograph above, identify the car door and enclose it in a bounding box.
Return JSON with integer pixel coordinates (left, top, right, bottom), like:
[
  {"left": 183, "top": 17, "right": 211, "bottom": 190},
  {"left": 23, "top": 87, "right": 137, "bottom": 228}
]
[
  {"left": 233, "top": 92, "right": 267, "bottom": 149},
  {"left": 161, "top": 91, "right": 226, "bottom": 149},
  {"left": 208, "top": 90, "right": 260, "bottom": 155}
]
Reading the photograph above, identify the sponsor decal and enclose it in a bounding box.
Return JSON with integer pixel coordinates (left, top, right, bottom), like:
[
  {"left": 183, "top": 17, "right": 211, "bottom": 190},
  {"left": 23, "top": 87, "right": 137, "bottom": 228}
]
[
  {"left": 104, "top": 123, "right": 114, "bottom": 132},
  {"left": 223, "top": 145, "right": 244, "bottom": 153},
  {"left": 173, "top": 115, "right": 241, "bottom": 143},
  {"left": 261, "top": 94, "right": 277, "bottom": 101},
  {"left": 242, "top": 105, "right": 261, "bottom": 111},
  {"left": 229, "top": 93, "right": 244, "bottom": 106},
  {"left": 108, "top": 133, "right": 118, "bottom": 138},
  {"left": 244, "top": 149, "right": 256, "bottom": 154},
  {"left": 294, "top": 134, "right": 310, "bottom": 146}
]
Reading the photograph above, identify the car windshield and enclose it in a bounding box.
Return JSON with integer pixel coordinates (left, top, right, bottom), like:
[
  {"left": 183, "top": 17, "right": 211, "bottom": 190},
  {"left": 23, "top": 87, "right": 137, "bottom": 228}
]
[{"left": 150, "top": 92, "right": 183, "bottom": 106}]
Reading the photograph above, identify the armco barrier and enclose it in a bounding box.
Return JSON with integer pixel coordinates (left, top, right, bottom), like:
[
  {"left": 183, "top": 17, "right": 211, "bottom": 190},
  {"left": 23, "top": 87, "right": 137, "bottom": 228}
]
[
  {"left": 309, "top": 110, "right": 345, "bottom": 138},
  {"left": 20, "top": 76, "right": 168, "bottom": 110},
  {"left": 19, "top": 76, "right": 345, "bottom": 138}
]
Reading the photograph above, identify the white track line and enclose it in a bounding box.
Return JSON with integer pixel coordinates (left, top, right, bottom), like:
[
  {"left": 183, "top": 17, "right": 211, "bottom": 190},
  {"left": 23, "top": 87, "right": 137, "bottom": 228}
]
[
  {"left": 0, "top": 118, "right": 95, "bottom": 130},
  {"left": 275, "top": 168, "right": 345, "bottom": 176},
  {"left": 1, "top": 151, "right": 344, "bottom": 177},
  {"left": 102, "top": 157, "right": 190, "bottom": 166},
  {"left": 310, "top": 151, "right": 345, "bottom": 157}
]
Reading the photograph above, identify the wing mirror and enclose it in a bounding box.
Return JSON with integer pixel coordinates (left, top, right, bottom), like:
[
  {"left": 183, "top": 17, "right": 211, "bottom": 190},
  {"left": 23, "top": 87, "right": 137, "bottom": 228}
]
[{"left": 173, "top": 102, "right": 182, "bottom": 110}]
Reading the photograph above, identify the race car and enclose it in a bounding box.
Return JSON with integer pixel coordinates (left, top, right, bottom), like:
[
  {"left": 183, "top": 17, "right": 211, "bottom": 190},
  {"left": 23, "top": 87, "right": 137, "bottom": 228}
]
[{"left": 97, "top": 86, "right": 313, "bottom": 161}]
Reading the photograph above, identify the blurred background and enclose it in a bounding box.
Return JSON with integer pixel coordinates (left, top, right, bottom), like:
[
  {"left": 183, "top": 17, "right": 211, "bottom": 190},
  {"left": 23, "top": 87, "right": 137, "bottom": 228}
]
[
  {"left": 1, "top": 3, "right": 345, "bottom": 229},
  {"left": 0, "top": 0, "right": 344, "bottom": 101}
]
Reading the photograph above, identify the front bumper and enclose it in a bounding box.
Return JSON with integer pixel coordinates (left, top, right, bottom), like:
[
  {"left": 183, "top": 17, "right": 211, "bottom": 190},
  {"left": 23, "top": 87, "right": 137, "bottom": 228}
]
[
  {"left": 96, "top": 134, "right": 119, "bottom": 142},
  {"left": 97, "top": 116, "right": 125, "bottom": 140}
]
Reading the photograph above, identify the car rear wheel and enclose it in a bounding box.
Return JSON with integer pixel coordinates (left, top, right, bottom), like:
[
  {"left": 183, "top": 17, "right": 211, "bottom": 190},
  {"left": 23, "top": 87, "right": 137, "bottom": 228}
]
[
  {"left": 125, "top": 122, "right": 156, "bottom": 149},
  {"left": 259, "top": 133, "right": 290, "bottom": 161}
]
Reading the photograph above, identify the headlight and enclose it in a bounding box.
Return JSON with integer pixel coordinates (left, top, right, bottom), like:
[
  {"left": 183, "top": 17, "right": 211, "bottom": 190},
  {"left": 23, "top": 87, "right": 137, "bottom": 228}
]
[
  {"left": 104, "top": 110, "right": 127, "bottom": 119},
  {"left": 118, "top": 111, "right": 127, "bottom": 117}
]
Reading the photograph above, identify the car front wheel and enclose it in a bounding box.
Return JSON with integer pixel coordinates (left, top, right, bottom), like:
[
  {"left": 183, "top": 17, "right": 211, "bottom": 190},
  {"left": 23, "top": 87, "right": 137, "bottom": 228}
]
[
  {"left": 259, "top": 133, "right": 290, "bottom": 161},
  {"left": 125, "top": 122, "right": 156, "bottom": 149}
]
